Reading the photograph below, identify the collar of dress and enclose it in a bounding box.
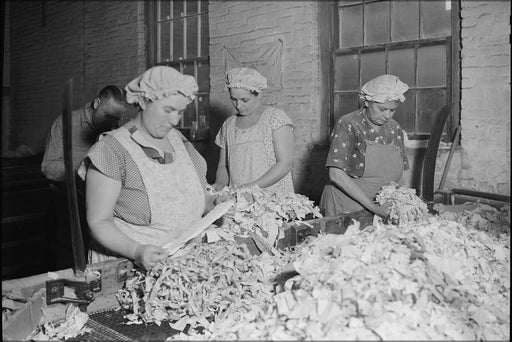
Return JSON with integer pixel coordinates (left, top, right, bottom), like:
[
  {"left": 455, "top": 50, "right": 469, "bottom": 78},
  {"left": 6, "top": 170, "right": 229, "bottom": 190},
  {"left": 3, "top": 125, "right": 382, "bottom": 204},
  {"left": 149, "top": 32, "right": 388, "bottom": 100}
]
[{"left": 128, "top": 125, "right": 174, "bottom": 164}]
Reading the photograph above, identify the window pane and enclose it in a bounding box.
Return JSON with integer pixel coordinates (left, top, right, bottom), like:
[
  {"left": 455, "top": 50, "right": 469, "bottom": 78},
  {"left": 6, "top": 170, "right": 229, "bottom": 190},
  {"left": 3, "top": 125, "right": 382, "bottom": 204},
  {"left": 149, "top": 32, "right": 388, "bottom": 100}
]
[
  {"left": 417, "top": 88, "right": 447, "bottom": 134},
  {"left": 417, "top": 44, "right": 446, "bottom": 87},
  {"left": 172, "top": 19, "right": 184, "bottom": 59},
  {"left": 420, "top": 1, "right": 451, "bottom": 38},
  {"left": 393, "top": 90, "right": 415, "bottom": 133},
  {"left": 361, "top": 50, "right": 385, "bottom": 85},
  {"left": 335, "top": 54, "right": 359, "bottom": 91},
  {"left": 391, "top": 1, "right": 419, "bottom": 42},
  {"left": 159, "top": 21, "right": 171, "bottom": 62},
  {"left": 340, "top": 5, "right": 362, "bottom": 48},
  {"left": 198, "top": 95, "right": 210, "bottom": 121},
  {"left": 182, "top": 62, "right": 194, "bottom": 77},
  {"left": 388, "top": 47, "right": 415, "bottom": 88},
  {"left": 199, "top": 0, "right": 208, "bottom": 12},
  {"left": 186, "top": 17, "right": 198, "bottom": 58},
  {"left": 183, "top": 99, "right": 197, "bottom": 127},
  {"left": 339, "top": 0, "right": 361, "bottom": 5},
  {"left": 365, "top": 1, "right": 389, "bottom": 45},
  {"left": 334, "top": 93, "right": 359, "bottom": 124},
  {"left": 200, "top": 13, "right": 209, "bottom": 57},
  {"left": 197, "top": 61, "right": 210, "bottom": 92},
  {"left": 159, "top": 1, "right": 171, "bottom": 20},
  {"left": 186, "top": 0, "right": 198, "bottom": 16},
  {"left": 172, "top": 0, "right": 184, "bottom": 18}
]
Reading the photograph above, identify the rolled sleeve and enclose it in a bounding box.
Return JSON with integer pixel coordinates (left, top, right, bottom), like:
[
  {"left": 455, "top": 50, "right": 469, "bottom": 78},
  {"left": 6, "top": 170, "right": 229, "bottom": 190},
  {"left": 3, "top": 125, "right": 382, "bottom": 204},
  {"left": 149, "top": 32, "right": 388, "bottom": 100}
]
[
  {"left": 325, "top": 120, "right": 354, "bottom": 172},
  {"left": 397, "top": 127, "right": 410, "bottom": 170},
  {"left": 41, "top": 118, "right": 66, "bottom": 182},
  {"left": 214, "top": 121, "right": 227, "bottom": 149},
  {"left": 269, "top": 109, "right": 294, "bottom": 131},
  {"left": 81, "top": 136, "right": 124, "bottom": 182}
]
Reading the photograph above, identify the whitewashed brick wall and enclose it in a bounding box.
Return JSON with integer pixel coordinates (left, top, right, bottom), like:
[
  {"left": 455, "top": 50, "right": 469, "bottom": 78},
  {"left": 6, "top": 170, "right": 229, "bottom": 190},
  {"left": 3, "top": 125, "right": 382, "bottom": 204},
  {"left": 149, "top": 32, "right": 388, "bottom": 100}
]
[
  {"left": 435, "top": 1, "right": 510, "bottom": 195},
  {"left": 208, "top": 1, "right": 326, "bottom": 200}
]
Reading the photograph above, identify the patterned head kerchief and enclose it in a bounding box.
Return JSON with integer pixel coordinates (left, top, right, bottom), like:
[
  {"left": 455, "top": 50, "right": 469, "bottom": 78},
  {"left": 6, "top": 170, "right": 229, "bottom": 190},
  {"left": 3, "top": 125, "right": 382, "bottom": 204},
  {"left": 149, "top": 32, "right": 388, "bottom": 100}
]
[
  {"left": 225, "top": 67, "right": 268, "bottom": 93},
  {"left": 126, "top": 66, "right": 198, "bottom": 106},
  {"left": 359, "top": 75, "right": 409, "bottom": 103}
]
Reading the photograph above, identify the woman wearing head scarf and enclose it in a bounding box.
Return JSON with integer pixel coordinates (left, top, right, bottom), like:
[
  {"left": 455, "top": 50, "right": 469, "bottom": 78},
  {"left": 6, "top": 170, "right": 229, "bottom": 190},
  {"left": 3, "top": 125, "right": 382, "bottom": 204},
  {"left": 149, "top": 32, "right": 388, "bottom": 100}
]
[
  {"left": 319, "top": 74, "right": 410, "bottom": 217},
  {"left": 214, "top": 67, "right": 294, "bottom": 195},
  {"left": 78, "top": 66, "right": 216, "bottom": 270}
]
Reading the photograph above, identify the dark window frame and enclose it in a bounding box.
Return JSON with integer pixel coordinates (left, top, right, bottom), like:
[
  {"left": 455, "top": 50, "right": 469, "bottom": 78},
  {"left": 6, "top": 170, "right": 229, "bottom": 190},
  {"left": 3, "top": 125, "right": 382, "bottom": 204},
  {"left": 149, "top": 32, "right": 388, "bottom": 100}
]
[
  {"left": 145, "top": 0, "right": 210, "bottom": 134},
  {"left": 328, "top": 0, "right": 460, "bottom": 141}
]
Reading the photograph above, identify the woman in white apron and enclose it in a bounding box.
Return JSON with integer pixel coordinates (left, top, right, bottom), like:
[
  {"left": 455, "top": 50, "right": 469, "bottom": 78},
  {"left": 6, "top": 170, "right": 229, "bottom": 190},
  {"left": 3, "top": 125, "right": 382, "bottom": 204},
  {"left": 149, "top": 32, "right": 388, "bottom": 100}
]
[
  {"left": 319, "top": 75, "right": 410, "bottom": 218},
  {"left": 79, "top": 66, "right": 214, "bottom": 270},
  {"left": 213, "top": 67, "right": 295, "bottom": 195}
]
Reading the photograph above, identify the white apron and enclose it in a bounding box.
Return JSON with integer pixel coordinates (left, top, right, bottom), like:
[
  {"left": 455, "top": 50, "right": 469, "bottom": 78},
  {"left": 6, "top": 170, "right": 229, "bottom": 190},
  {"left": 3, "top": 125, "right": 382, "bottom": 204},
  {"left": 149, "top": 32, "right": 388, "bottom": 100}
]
[{"left": 88, "top": 127, "right": 205, "bottom": 264}]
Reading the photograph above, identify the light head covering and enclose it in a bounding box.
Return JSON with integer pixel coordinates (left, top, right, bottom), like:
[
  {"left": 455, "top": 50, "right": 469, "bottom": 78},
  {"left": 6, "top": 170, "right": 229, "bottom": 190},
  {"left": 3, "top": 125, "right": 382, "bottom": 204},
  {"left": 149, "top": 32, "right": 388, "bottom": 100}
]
[
  {"left": 225, "top": 67, "right": 268, "bottom": 94},
  {"left": 125, "top": 66, "right": 198, "bottom": 106},
  {"left": 359, "top": 75, "right": 409, "bottom": 103}
]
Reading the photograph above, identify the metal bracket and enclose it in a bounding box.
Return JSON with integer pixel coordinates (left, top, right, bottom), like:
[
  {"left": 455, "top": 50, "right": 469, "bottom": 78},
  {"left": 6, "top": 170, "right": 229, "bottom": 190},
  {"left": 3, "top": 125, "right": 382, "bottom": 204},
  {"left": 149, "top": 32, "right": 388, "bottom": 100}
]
[
  {"left": 295, "top": 225, "right": 319, "bottom": 244},
  {"left": 116, "top": 259, "right": 134, "bottom": 283},
  {"left": 45, "top": 273, "right": 102, "bottom": 309}
]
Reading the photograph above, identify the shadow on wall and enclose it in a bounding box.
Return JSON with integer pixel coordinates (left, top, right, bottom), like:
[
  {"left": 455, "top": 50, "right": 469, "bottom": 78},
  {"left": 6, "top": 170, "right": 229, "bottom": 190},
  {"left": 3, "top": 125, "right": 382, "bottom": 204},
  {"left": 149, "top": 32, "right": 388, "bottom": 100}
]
[
  {"left": 193, "top": 103, "right": 233, "bottom": 184},
  {"left": 294, "top": 144, "right": 330, "bottom": 205}
]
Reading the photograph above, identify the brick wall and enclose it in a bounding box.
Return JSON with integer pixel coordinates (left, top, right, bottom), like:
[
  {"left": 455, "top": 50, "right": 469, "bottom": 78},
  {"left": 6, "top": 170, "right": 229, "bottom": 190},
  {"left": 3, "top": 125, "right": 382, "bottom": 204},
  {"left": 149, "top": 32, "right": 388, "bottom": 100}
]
[
  {"left": 8, "top": 0, "right": 146, "bottom": 153},
  {"left": 433, "top": 1, "right": 511, "bottom": 195},
  {"left": 2, "top": 0, "right": 11, "bottom": 154},
  {"left": 7, "top": 0, "right": 509, "bottom": 199},
  {"left": 208, "top": 1, "right": 327, "bottom": 201}
]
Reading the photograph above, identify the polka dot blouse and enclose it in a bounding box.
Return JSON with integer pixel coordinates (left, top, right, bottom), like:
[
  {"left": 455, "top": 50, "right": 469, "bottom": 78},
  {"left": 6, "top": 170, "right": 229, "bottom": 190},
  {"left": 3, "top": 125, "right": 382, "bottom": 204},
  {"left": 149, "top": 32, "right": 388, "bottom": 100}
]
[{"left": 326, "top": 108, "right": 409, "bottom": 178}]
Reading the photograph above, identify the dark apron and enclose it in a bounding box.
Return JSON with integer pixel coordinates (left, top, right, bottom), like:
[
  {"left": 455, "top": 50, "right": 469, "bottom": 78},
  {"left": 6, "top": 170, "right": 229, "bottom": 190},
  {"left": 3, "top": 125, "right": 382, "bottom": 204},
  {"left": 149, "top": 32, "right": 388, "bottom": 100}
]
[{"left": 320, "top": 140, "right": 404, "bottom": 216}]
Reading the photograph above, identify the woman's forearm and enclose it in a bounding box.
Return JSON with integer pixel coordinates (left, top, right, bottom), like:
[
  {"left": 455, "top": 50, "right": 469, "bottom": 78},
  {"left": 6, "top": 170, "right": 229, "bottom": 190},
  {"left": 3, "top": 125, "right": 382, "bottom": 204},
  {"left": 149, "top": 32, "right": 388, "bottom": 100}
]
[
  {"left": 88, "top": 218, "right": 139, "bottom": 260},
  {"left": 214, "top": 168, "right": 229, "bottom": 188},
  {"left": 214, "top": 149, "right": 229, "bottom": 189},
  {"left": 247, "top": 160, "right": 292, "bottom": 188}
]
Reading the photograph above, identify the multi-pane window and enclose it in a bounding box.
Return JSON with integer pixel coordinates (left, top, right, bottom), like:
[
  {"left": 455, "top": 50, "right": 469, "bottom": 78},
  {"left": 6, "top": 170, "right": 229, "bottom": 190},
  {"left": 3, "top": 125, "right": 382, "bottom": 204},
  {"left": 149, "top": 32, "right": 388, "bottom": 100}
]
[
  {"left": 147, "top": 0, "right": 210, "bottom": 131},
  {"left": 333, "top": 0, "right": 457, "bottom": 139}
]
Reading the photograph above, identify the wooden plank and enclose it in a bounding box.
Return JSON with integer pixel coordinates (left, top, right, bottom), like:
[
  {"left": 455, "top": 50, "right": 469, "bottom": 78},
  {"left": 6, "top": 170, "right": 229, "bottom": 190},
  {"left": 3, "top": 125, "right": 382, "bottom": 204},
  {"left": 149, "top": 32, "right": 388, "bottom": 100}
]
[
  {"left": 1, "top": 236, "right": 46, "bottom": 249},
  {"left": 1, "top": 212, "right": 48, "bottom": 224},
  {"left": 2, "top": 289, "right": 45, "bottom": 341},
  {"left": 421, "top": 104, "right": 452, "bottom": 201}
]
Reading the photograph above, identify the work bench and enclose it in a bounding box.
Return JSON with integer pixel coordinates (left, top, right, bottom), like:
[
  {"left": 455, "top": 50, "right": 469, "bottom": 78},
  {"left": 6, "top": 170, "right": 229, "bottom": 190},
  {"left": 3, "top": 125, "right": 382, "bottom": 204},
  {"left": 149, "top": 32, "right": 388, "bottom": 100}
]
[{"left": 2, "top": 200, "right": 508, "bottom": 340}]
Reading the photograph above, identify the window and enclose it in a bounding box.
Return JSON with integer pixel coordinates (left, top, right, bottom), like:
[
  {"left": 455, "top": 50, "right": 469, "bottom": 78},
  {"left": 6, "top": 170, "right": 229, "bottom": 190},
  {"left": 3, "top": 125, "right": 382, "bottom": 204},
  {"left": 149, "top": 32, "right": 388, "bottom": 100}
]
[
  {"left": 332, "top": 0, "right": 459, "bottom": 140},
  {"left": 146, "top": 0, "right": 210, "bottom": 133}
]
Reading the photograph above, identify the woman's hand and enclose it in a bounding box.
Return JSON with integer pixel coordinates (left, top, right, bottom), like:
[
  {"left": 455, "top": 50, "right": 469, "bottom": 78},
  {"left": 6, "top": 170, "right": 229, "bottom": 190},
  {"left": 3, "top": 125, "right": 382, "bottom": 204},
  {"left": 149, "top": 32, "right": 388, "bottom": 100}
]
[
  {"left": 134, "top": 244, "right": 167, "bottom": 270},
  {"left": 370, "top": 202, "right": 392, "bottom": 218},
  {"left": 214, "top": 193, "right": 235, "bottom": 205},
  {"left": 214, "top": 193, "right": 236, "bottom": 220},
  {"left": 212, "top": 183, "right": 227, "bottom": 192}
]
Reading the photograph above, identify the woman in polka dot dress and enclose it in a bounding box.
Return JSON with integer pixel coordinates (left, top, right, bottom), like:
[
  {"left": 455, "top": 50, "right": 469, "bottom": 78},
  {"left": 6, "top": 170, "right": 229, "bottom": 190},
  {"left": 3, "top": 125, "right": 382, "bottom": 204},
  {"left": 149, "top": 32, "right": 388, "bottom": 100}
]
[{"left": 320, "top": 75, "right": 410, "bottom": 217}]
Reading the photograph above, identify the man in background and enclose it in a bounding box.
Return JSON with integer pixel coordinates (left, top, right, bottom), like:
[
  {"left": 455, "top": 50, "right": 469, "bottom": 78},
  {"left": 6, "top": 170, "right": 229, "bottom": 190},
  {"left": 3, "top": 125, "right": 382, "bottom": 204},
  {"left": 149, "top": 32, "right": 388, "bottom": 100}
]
[
  {"left": 41, "top": 85, "right": 128, "bottom": 182},
  {"left": 41, "top": 85, "right": 129, "bottom": 269}
]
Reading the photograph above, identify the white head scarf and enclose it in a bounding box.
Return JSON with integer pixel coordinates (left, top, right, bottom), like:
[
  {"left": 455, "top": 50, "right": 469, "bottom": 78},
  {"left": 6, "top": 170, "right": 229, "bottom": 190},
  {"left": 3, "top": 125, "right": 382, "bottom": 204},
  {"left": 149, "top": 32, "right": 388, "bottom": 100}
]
[
  {"left": 225, "top": 67, "right": 268, "bottom": 94},
  {"left": 359, "top": 75, "right": 409, "bottom": 103},
  {"left": 125, "top": 66, "right": 198, "bottom": 106}
]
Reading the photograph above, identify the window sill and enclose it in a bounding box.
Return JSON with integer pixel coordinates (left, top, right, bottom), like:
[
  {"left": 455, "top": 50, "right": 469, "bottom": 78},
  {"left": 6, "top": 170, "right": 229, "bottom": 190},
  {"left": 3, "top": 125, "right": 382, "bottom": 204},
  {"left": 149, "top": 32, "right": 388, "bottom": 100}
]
[{"left": 405, "top": 140, "right": 455, "bottom": 151}]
